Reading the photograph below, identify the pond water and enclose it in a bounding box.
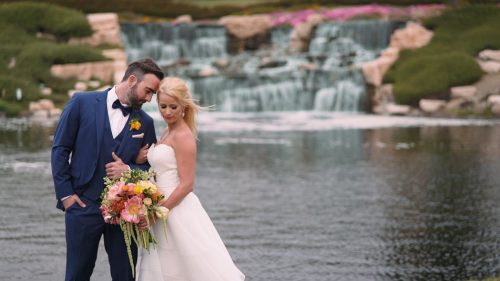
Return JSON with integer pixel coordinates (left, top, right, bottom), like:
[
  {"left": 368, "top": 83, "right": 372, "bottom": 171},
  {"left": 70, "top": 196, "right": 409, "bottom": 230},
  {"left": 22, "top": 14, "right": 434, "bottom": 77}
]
[{"left": 1, "top": 113, "right": 500, "bottom": 281}]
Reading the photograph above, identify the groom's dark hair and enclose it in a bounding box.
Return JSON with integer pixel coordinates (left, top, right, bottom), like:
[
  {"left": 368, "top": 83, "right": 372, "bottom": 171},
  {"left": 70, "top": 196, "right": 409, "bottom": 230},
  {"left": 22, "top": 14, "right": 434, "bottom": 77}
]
[{"left": 122, "top": 58, "right": 164, "bottom": 82}]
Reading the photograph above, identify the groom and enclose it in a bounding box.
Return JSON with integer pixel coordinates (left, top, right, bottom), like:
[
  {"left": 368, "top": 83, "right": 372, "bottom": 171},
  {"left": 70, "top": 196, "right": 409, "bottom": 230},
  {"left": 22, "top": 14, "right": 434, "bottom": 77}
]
[{"left": 51, "top": 58, "right": 164, "bottom": 281}]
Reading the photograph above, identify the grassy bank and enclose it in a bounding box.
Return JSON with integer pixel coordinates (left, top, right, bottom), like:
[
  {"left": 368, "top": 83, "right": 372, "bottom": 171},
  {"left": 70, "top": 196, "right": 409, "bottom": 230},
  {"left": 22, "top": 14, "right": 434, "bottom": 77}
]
[
  {"left": 384, "top": 5, "right": 500, "bottom": 105},
  {"left": 0, "top": 1, "right": 106, "bottom": 116},
  {"left": 0, "top": 0, "right": 498, "bottom": 20}
]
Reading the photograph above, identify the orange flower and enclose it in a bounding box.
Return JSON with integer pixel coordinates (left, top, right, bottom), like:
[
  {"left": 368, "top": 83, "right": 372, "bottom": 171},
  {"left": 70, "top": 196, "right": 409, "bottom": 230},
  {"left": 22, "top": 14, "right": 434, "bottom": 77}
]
[
  {"left": 110, "top": 199, "right": 126, "bottom": 213},
  {"left": 151, "top": 191, "right": 161, "bottom": 202},
  {"left": 129, "top": 117, "right": 141, "bottom": 131}
]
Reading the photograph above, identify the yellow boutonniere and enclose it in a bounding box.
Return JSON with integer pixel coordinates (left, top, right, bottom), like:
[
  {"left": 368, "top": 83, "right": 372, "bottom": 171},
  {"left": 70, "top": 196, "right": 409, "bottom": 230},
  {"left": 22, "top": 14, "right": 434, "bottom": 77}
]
[{"left": 129, "top": 117, "right": 141, "bottom": 131}]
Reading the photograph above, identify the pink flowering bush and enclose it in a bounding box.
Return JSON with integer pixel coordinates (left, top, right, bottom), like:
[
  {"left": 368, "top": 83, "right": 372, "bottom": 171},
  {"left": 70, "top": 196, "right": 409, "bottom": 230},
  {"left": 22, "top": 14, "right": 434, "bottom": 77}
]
[{"left": 269, "top": 4, "right": 447, "bottom": 27}]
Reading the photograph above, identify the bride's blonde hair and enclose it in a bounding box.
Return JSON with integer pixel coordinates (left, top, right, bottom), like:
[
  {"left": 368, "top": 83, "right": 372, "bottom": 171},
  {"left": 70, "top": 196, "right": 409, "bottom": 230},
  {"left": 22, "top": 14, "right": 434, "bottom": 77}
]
[{"left": 157, "top": 77, "right": 202, "bottom": 137}]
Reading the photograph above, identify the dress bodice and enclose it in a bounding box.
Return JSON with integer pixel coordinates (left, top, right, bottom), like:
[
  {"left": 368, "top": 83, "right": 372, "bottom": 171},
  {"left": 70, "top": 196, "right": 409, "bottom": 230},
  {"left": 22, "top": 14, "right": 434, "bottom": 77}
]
[{"left": 148, "top": 143, "right": 179, "bottom": 194}]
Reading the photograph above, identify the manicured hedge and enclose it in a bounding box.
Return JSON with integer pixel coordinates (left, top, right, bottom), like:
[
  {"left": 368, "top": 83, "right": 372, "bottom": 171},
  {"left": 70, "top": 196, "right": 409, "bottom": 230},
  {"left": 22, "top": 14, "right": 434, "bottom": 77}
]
[
  {"left": 0, "top": 1, "right": 92, "bottom": 40},
  {"left": 0, "top": 98, "right": 23, "bottom": 116},
  {"left": 385, "top": 5, "right": 499, "bottom": 105},
  {"left": 0, "top": 75, "right": 40, "bottom": 102},
  {"left": 0, "top": 1, "right": 108, "bottom": 116},
  {"left": 390, "top": 51, "right": 482, "bottom": 105},
  {"left": 0, "top": 0, "right": 490, "bottom": 20},
  {"left": 11, "top": 41, "right": 106, "bottom": 84}
]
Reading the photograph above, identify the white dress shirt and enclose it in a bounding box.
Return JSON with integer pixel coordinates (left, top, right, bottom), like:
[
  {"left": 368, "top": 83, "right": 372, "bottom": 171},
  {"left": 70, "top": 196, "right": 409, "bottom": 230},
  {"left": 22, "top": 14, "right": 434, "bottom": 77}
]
[{"left": 107, "top": 87, "right": 130, "bottom": 138}]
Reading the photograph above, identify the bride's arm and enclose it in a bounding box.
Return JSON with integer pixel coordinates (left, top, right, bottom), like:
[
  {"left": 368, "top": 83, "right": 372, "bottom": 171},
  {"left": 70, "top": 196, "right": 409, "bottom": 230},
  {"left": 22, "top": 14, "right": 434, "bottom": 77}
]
[{"left": 161, "top": 131, "right": 196, "bottom": 210}]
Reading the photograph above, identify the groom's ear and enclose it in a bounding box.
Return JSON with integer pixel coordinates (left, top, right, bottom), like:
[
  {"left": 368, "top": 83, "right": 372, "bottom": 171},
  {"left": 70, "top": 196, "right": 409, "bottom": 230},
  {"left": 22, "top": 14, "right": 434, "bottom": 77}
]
[{"left": 127, "top": 74, "right": 138, "bottom": 87}]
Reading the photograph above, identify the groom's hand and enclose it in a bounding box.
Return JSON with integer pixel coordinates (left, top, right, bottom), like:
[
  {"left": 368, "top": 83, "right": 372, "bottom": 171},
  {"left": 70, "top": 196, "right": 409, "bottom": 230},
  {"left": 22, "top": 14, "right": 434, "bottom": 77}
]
[
  {"left": 105, "top": 152, "right": 129, "bottom": 179},
  {"left": 135, "top": 143, "right": 149, "bottom": 164},
  {"left": 63, "top": 194, "right": 86, "bottom": 210}
]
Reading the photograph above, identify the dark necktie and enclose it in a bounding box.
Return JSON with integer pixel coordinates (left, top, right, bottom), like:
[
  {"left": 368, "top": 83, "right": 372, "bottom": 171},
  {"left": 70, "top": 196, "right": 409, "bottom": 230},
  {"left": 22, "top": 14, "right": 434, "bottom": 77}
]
[{"left": 112, "top": 99, "right": 132, "bottom": 116}]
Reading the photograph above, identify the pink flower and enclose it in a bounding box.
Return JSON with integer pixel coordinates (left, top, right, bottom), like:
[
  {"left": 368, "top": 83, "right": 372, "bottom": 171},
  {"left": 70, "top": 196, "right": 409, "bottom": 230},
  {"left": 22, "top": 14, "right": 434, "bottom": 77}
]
[
  {"left": 120, "top": 196, "right": 144, "bottom": 224},
  {"left": 107, "top": 182, "right": 125, "bottom": 201}
]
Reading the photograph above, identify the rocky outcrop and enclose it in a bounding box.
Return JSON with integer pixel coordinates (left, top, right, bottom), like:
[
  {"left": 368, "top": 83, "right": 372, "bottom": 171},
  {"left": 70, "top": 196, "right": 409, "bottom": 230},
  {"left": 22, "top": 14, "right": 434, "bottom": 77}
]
[
  {"left": 50, "top": 13, "right": 126, "bottom": 88},
  {"left": 29, "top": 99, "right": 62, "bottom": 118},
  {"left": 363, "top": 22, "right": 437, "bottom": 116},
  {"left": 50, "top": 60, "right": 116, "bottom": 83},
  {"left": 173, "top": 14, "right": 193, "bottom": 24},
  {"left": 477, "top": 49, "right": 500, "bottom": 74},
  {"left": 50, "top": 48, "right": 127, "bottom": 84},
  {"left": 374, "top": 72, "right": 500, "bottom": 117},
  {"left": 102, "top": 48, "right": 128, "bottom": 84},
  {"left": 288, "top": 14, "right": 324, "bottom": 53},
  {"left": 69, "top": 13, "right": 122, "bottom": 47},
  {"left": 218, "top": 15, "right": 272, "bottom": 53},
  {"left": 364, "top": 17, "right": 500, "bottom": 118},
  {"left": 362, "top": 22, "right": 433, "bottom": 88},
  {"left": 389, "top": 21, "right": 433, "bottom": 50}
]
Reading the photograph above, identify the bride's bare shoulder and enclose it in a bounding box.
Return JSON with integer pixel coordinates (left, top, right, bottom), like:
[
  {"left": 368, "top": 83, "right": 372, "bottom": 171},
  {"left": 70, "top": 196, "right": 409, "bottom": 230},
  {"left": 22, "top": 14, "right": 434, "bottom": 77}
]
[{"left": 172, "top": 128, "right": 196, "bottom": 149}]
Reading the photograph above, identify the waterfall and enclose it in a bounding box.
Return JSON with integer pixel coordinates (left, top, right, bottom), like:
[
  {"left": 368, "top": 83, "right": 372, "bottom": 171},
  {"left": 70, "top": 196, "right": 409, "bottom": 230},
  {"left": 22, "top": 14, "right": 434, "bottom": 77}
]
[
  {"left": 120, "top": 22, "right": 227, "bottom": 65},
  {"left": 120, "top": 20, "right": 401, "bottom": 112}
]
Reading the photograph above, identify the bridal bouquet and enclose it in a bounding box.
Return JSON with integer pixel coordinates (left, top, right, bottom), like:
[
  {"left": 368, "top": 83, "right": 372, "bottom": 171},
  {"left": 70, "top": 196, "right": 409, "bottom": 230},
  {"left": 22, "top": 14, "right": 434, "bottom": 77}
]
[{"left": 100, "top": 168, "right": 169, "bottom": 277}]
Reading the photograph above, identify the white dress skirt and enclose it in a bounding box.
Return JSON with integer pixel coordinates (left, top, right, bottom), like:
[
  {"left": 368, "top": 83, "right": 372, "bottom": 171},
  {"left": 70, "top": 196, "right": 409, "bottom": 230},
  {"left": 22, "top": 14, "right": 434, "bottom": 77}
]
[{"left": 136, "top": 143, "right": 245, "bottom": 281}]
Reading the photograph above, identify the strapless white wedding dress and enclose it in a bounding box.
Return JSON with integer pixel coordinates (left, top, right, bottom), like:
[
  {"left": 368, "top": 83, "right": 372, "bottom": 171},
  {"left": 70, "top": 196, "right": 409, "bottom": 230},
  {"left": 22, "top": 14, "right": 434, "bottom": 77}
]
[{"left": 136, "top": 143, "right": 245, "bottom": 281}]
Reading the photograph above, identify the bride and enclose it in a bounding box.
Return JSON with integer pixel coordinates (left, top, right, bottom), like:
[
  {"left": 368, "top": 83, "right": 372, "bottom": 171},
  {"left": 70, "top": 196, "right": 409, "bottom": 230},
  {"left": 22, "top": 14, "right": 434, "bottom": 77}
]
[{"left": 135, "top": 77, "right": 245, "bottom": 281}]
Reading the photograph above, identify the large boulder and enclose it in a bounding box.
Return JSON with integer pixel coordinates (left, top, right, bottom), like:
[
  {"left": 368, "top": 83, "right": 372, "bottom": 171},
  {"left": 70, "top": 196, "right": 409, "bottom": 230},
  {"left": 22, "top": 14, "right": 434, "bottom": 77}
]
[
  {"left": 219, "top": 15, "right": 272, "bottom": 53},
  {"left": 173, "top": 15, "right": 193, "bottom": 25},
  {"left": 69, "top": 13, "right": 122, "bottom": 47},
  {"left": 362, "top": 56, "right": 397, "bottom": 87},
  {"left": 289, "top": 14, "right": 324, "bottom": 53},
  {"left": 477, "top": 60, "right": 500, "bottom": 74},
  {"left": 450, "top": 85, "right": 477, "bottom": 101},
  {"left": 419, "top": 99, "right": 446, "bottom": 113},
  {"left": 51, "top": 61, "right": 115, "bottom": 82},
  {"left": 478, "top": 49, "right": 500, "bottom": 62},
  {"left": 389, "top": 21, "right": 433, "bottom": 50},
  {"left": 102, "top": 49, "right": 128, "bottom": 84},
  {"left": 219, "top": 15, "right": 271, "bottom": 40},
  {"left": 362, "top": 22, "right": 433, "bottom": 87}
]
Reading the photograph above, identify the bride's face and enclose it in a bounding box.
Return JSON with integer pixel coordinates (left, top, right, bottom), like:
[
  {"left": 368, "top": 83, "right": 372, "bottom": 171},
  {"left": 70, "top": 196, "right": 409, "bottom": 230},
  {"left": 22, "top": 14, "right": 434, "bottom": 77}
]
[{"left": 158, "top": 93, "right": 183, "bottom": 125}]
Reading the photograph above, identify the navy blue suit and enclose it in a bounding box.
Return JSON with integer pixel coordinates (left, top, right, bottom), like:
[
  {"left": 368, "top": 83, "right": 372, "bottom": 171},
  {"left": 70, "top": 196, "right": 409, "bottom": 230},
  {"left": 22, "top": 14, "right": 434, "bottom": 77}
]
[{"left": 51, "top": 89, "right": 157, "bottom": 281}]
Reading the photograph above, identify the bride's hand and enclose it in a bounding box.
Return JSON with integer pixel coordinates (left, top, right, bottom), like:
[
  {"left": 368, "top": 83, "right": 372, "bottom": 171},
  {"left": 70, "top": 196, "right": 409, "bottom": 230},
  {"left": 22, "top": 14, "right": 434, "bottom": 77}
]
[
  {"left": 135, "top": 143, "right": 149, "bottom": 164},
  {"left": 137, "top": 216, "right": 149, "bottom": 230}
]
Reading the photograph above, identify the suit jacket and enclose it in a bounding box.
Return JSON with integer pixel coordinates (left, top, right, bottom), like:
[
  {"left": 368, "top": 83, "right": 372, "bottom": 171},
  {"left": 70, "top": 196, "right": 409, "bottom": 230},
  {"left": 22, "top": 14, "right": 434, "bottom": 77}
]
[{"left": 51, "top": 89, "right": 157, "bottom": 210}]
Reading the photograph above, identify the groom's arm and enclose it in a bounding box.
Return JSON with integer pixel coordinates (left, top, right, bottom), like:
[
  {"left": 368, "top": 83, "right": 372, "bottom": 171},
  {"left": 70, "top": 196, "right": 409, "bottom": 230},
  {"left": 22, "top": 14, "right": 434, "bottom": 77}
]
[
  {"left": 129, "top": 116, "right": 156, "bottom": 171},
  {"left": 51, "top": 95, "right": 80, "bottom": 202}
]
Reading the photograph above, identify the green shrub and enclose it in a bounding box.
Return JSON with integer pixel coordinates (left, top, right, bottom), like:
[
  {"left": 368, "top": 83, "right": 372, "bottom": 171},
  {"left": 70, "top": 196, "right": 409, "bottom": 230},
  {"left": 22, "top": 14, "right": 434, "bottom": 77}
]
[
  {"left": 0, "top": 98, "right": 23, "bottom": 116},
  {"left": 425, "top": 5, "right": 500, "bottom": 32},
  {"left": 392, "top": 51, "right": 482, "bottom": 105},
  {"left": 0, "top": 1, "right": 112, "bottom": 116},
  {"left": 457, "top": 26, "right": 500, "bottom": 55},
  {"left": 13, "top": 41, "right": 106, "bottom": 82},
  {"left": 0, "top": 22, "right": 34, "bottom": 44},
  {"left": 424, "top": 5, "right": 500, "bottom": 56},
  {"left": 0, "top": 74, "right": 40, "bottom": 102},
  {"left": 0, "top": 1, "right": 92, "bottom": 40},
  {"left": 387, "top": 5, "right": 499, "bottom": 105},
  {"left": 0, "top": 45, "right": 23, "bottom": 74}
]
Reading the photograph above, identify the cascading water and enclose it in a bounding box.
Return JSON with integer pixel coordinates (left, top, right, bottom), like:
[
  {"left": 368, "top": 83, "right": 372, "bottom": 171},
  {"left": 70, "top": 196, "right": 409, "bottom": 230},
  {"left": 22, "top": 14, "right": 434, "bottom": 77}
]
[
  {"left": 120, "top": 20, "right": 402, "bottom": 112},
  {"left": 120, "top": 22, "right": 227, "bottom": 65}
]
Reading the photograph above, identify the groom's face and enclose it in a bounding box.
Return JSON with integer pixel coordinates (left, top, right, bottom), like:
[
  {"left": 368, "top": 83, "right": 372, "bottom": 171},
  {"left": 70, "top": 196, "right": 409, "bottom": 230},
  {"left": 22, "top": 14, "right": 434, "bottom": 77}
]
[{"left": 127, "top": 73, "right": 161, "bottom": 110}]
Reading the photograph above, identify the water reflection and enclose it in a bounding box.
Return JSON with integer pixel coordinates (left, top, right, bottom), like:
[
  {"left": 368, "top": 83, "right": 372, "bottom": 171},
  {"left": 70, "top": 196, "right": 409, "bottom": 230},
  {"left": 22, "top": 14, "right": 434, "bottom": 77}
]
[
  {"left": 0, "top": 118, "right": 56, "bottom": 151},
  {"left": 365, "top": 127, "right": 500, "bottom": 281},
  {"left": 1, "top": 117, "right": 500, "bottom": 281}
]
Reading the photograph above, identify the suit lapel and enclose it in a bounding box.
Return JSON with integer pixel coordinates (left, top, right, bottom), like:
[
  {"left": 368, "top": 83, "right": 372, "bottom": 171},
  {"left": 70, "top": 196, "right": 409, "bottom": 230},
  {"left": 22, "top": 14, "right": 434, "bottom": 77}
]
[
  {"left": 121, "top": 113, "right": 133, "bottom": 144},
  {"left": 95, "top": 90, "right": 109, "bottom": 156}
]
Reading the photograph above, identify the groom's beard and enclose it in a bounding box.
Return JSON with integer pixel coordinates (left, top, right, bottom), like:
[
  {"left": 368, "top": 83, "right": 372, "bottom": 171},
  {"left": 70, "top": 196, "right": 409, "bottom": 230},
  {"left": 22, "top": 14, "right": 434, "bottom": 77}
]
[{"left": 127, "top": 84, "right": 142, "bottom": 110}]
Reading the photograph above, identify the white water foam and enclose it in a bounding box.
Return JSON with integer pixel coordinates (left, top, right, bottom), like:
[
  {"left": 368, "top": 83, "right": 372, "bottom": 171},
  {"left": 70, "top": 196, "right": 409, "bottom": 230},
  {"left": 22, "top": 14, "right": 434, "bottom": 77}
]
[{"left": 151, "top": 112, "right": 500, "bottom": 132}]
